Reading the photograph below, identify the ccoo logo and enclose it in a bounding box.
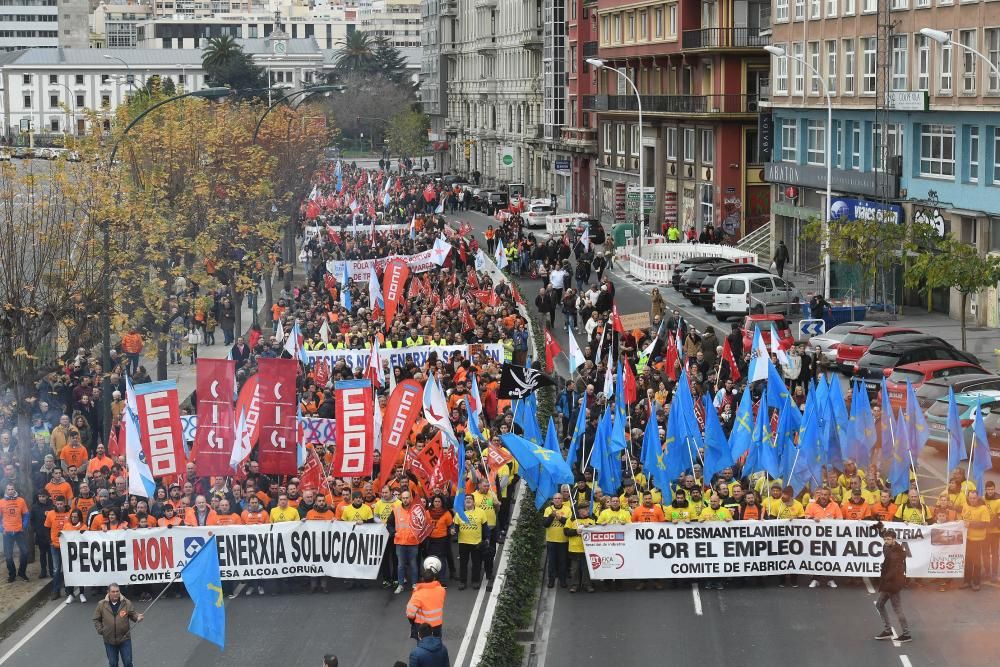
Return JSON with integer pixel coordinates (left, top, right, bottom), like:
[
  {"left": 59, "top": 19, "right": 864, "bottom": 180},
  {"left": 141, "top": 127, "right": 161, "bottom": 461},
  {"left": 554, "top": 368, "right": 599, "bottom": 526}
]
[{"left": 183, "top": 536, "right": 206, "bottom": 558}]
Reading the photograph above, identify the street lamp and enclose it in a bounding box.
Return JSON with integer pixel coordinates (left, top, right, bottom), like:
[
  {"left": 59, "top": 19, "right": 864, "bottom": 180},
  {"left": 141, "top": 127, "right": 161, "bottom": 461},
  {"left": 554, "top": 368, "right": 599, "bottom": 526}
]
[
  {"left": 100, "top": 86, "right": 231, "bottom": 444},
  {"left": 920, "top": 28, "right": 1000, "bottom": 82},
  {"left": 765, "top": 45, "right": 833, "bottom": 300},
  {"left": 251, "top": 84, "right": 339, "bottom": 145},
  {"left": 54, "top": 82, "right": 76, "bottom": 137},
  {"left": 103, "top": 54, "right": 135, "bottom": 91},
  {"left": 586, "top": 57, "right": 647, "bottom": 252}
]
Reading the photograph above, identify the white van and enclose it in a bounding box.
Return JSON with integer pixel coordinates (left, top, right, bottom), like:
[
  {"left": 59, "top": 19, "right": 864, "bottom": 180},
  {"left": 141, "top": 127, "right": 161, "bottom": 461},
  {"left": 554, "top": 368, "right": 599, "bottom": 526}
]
[{"left": 713, "top": 273, "right": 803, "bottom": 321}]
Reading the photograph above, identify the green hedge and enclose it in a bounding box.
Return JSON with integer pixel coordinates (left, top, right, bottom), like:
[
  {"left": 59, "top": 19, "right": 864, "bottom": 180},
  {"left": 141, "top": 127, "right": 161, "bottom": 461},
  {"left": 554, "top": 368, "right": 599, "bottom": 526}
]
[{"left": 477, "top": 275, "right": 553, "bottom": 667}]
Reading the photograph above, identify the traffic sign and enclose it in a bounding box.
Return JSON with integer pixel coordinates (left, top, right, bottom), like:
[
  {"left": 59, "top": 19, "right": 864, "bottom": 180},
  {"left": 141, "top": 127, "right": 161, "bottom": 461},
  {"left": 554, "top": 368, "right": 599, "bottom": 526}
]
[{"left": 798, "top": 318, "right": 826, "bottom": 339}]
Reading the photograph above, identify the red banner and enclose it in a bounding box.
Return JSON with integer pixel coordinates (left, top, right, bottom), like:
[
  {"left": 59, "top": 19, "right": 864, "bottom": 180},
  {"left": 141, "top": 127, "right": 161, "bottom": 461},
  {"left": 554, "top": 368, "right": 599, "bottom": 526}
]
[
  {"left": 194, "top": 358, "right": 236, "bottom": 477},
  {"left": 544, "top": 329, "right": 562, "bottom": 373},
  {"left": 382, "top": 258, "right": 410, "bottom": 329},
  {"left": 257, "top": 358, "right": 299, "bottom": 475},
  {"left": 133, "top": 380, "right": 186, "bottom": 479},
  {"left": 300, "top": 445, "right": 325, "bottom": 491},
  {"left": 378, "top": 379, "right": 424, "bottom": 487},
  {"left": 334, "top": 378, "right": 374, "bottom": 477},
  {"left": 234, "top": 374, "right": 260, "bottom": 448}
]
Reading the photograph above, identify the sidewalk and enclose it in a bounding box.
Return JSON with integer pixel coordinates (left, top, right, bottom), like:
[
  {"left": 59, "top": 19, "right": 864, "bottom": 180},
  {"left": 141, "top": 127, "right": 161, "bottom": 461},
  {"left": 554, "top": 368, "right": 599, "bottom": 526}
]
[{"left": 0, "top": 560, "right": 49, "bottom": 641}]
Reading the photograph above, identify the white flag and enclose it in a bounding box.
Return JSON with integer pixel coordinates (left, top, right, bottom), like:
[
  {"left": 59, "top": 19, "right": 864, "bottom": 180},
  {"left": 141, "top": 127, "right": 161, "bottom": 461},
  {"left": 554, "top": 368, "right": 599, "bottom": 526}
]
[
  {"left": 422, "top": 374, "right": 458, "bottom": 446},
  {"left": 229, "top": 407, "right": 251, "bottom": 470},
  {"left": 431, "top": 237, "right": 452, "bottom": 266},
  {"left": 274, "top": 320, "right": 285, "bottom": 344},
  {"left": 475, "top": 249, "right": 487, "bottom": 272},
  {"left": 568, "top": 332, "right": 585, "bottom": 375},
  {"left": 495, "top": 239, "right": 508, "bottom": 270},
  {"left": 124, "top": 377, "right": 156, "bottom": 498},
  {"left": 318, "top": 320, "right": 330, "bottom": 345},
  {"left": 770, "top": 322, "right": 790, "bottom": 367}
]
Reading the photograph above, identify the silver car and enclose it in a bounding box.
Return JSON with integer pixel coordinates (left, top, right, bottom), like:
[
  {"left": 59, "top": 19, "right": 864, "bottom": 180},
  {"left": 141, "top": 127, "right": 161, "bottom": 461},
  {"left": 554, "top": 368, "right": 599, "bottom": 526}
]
[{"left": 807, "top": 320, "right": 892, "bottom": 363}]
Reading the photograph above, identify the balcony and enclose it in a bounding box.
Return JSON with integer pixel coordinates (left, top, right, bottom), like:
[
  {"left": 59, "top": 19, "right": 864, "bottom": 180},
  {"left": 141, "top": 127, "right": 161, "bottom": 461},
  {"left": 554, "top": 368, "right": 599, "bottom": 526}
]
[
  {"left": 682, "top": 27, "right": 770, "bottom": 51},
  {"left": 475, "top": 37, "right": 498, "bottom": 54},
  {"left": 584, "top": 94, "right": 762, "bottom": 115},
  {"left": 478, "top": 80, "right": 498, "bottom": 96},
  {"left": 583, "top": 41, "right": 598, "bottom": 58},
  {"left": 520, "top": 29, "right": 543, "bottom": 49},
  {"left": 440, "top": 3, "right": 458, "bottom": 16},
  {"left": 474, "top": 0, "right": 497, "bottom": 7},
  {"left": 441, "top": 42, "right": 459, "bottom": 56},
  {"left": 560, "top": 126, "right": 598, "bottom": 152}
]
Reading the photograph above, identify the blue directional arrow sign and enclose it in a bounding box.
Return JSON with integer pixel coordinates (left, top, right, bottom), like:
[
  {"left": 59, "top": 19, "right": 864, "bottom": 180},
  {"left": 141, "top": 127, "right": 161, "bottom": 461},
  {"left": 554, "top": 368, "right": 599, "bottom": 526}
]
[{"left": 798, "top": 318, "right": 826, "bottom": 339}]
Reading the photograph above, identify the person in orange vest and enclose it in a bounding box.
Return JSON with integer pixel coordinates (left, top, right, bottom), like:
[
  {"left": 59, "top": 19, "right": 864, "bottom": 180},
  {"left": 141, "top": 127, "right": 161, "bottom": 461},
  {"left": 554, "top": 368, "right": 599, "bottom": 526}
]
[
  {"left": 121, "top": 329, "right": 143, "bottom": 376},
  {"left": 406, "top": 568, "right": 446, "bottom": 640},
  {"left": 184, "top": 495, "right": 218, "bottom": 527},
  {"left": 2, "top": 483, "right": 30, "bottom": 582},
  {"left": 388, "top": 491, "right": 422, "bottom": 594}
]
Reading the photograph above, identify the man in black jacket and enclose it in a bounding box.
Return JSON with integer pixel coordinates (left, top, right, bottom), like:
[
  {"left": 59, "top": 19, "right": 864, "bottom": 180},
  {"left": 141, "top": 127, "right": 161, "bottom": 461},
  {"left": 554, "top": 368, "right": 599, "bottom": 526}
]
[{"left": 873, "top": 526, "right": 911, "bottom": 643}]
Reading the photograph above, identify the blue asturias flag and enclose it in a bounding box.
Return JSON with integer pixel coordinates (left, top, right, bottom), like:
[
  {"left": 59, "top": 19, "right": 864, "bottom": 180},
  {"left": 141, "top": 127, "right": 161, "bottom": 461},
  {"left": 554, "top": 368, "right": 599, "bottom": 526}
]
[
  {"left": 789, "top": 390, "right": 822, "bottom": 493},
  {"left": 888, "top": 408, "right": 912, "bottom": 495},
  {"left": 743, "top": 398, "right": 769, "bottom": 477},
  {"left": 728, "top": 388, "right": 754, "bottom": 462},
  {"left": 827, "top": 375, "right": 849, "bottom": 458},
  {"left": 702, "top": 394, "right": 733, "bottom": 484},
  {"left": 454, "top": 441, "right": 470, "bottom": 524},
  {"left": 515, "top": 394, "right": 544, "bottom": 446},
  {"left": 591, "top": 405, "right": 622, "bottom": 495},
  {"left": 182, "top": 538, "right": 225, "bottom": 650},
  {"left": 544, "top": 417, "right": 561, "bottom": 455},
  {"left": 970, "top": 399, "right": 993, "bottom": 492},
  {"left": 946, "top": 387, "right": 967, "bottom": 477},
  {"left": 765, "top": 361, "right": 790, "bottom": 409},
  {"left": 775, "top": 395, "right": 802, "bottom": 481},
  {"left": 565, "top": 395, "right": 588, "bottom": 471},
  {"left": 849, "top": 380, "right": 876, "bottom": 469},
  {"left": 905, "top": 381, "right": 929, "bottom": 460}
]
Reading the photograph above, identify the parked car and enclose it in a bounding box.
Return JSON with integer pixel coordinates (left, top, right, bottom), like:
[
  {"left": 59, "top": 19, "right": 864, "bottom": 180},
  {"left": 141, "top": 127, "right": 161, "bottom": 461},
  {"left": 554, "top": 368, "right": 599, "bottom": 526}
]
[
  {"left": 925, "top": 389, "right": 1000, "bottom": 454},
  {"left": 713, "top": 273, "right": 802, "bottom": 321},
  {"left": 741, "top": 314, "right": 795, "bottom": 352},
  {"left": 12, "top": 147, "right": 32, "bottom": 159},
  {"left": 680, "top": 260, "right": 736, "bottom": 300},
  {"left": 479, "top": 191, "right": 509, "bottom": 215},
  {"left": 883, "top": 360, "right": 991, "bottom": 411},
  {"left": 915, "top": 374, "right": 1000, "bottom": 411},
  {"left": 855, "top": 335, "right": 980, "bottom": 393},
  {"left": 570, "top": 218, "right": 607, "bottom": 246},
  {"left": 808, "top": 321, "right": 892, "bottom": 364},
  {"left": 696, "top": 263, "right": 772, "bottom": 311},
  {"left": 834, "top": 326, "right": 921, "bottom": 375},
  {"left": 671, "top": 256, "right": 726, "bottom": 291},
  {"left": 523, "top": 199, "right": 556, "bottom": 228}
]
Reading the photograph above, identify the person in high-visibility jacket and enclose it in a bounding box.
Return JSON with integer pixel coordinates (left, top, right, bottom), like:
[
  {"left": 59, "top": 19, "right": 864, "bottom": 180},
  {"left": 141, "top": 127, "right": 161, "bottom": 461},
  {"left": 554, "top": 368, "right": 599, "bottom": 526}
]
[
  {"left": 388, "top": 491, "right": 423, "bottom": 594},
  {"left": 406, "top": 568, "right": 446, "bottom": 639}
]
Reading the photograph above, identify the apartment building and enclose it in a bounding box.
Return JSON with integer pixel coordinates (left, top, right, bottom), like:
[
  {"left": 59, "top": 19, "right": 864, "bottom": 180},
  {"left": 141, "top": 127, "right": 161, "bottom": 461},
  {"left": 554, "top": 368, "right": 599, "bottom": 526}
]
[{"left": 768, "top": 0, "right": 1000, "bottom": 323}]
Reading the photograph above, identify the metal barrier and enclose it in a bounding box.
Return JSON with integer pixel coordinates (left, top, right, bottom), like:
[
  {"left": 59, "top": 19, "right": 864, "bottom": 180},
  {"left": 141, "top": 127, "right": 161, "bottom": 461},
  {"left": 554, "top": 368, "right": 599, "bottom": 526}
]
[{"left": 621, "top": 242, "right": 757, "bottom": 285}]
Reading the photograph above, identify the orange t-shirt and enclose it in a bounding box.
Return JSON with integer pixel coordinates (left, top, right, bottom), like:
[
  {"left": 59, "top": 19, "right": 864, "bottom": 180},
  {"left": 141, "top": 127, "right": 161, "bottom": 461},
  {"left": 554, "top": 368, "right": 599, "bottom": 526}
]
[
  {"left": 631, "top": 505, "right": 665, "bottom": 523},
  {"left": 87, "top": 456, "right": 115, "bottom": 476},
  {"left": 215, "top": 512, "right": 243, "bottom": 526},
  {"left": 805, "top": 501, "right": 843, "bottom": 520},
  {"left": 241, "top": 510, "right": 270, "bottom": 525},
  {"left": 157, "top": 516, "right": 183, "bottom": 528},
  {"left": 0, "top": 497, "right": 28, "bottom": 532},
  {"left": 306, "top": 508, "right": 336, "bottom": 521},
  {"left": 430, "top": 511, "right": 453, "bottom": 538},
  {"left": 59, "top": 445, "right": 89, "bottom": 470},
  {"left": 840, "top": 500, "right": 872, "bottom": 521},
  {"left": 45, "top": 481, "right": 74, "bottom": 502},
  {"left": 73, "top": 496, "right": 96, "bottom": 517},
  {"left": 45, "top": 509, "right": 70, "bottom": 547}
]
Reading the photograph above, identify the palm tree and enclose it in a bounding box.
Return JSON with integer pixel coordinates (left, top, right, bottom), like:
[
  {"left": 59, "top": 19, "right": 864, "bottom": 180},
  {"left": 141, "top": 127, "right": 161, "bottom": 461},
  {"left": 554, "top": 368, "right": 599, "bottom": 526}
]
[
  {"left": 202, "top": 35, "right": 241, "bottom": 70},
  {"left": 335, "top": 32, "right": 376, "bottom": 73}
]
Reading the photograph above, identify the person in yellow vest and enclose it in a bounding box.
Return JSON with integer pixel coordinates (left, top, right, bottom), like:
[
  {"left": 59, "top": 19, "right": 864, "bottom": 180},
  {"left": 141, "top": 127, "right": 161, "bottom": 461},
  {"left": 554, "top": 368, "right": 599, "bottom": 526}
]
[
  {"left": 542, "top": 493, "right": 571, "bottom": 589},
  {"left": 894, "top": 489, "right": 931, "bottom": 525},
  {"left": 452, "top": 495, "right": 488, "bottom": 590},
  {"left": 564, "top": 503, "right": 595, "bottom": 593},
  {"left": 473, "top": 479, "right": 499, "bottom": 588},
  {"left": 962, "top": 489, "right": 993, "bottom": 591},
  {"left": 374, "top": 486, "right": 401, "bottom": 588},
  {"left": 984, "top": 480, "right": 1000, "bottom": 583}
]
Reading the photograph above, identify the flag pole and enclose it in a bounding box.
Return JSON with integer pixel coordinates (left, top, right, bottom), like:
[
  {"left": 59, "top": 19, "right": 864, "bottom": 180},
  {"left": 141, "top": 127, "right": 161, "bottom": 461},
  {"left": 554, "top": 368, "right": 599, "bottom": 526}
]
[{"left": 141, "top": 533, "right": 213, "bottom": 617}]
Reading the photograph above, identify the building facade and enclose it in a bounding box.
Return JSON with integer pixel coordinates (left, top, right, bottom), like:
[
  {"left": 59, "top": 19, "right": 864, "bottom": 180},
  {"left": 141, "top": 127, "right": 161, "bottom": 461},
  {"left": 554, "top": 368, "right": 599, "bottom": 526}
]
[
  {"left": 589, "top": 0, "right": 769, "bottom": 238},
  {"left": 555, "top": 0, "right": 598, "bottom": 214},
  {"left": 767, "top": 2, "right": 1000, "bottom": 324}
]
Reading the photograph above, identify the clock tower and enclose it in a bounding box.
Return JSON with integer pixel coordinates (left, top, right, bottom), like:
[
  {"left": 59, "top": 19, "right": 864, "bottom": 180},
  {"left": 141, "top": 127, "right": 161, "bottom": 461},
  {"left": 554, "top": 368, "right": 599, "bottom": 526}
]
[{"left": 266, "top": 10, "right": 289, "bottom": 56}]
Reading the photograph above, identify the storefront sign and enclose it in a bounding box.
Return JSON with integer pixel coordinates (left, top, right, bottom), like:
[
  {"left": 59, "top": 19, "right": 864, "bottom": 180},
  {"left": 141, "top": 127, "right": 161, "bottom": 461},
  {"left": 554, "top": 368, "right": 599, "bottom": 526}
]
[
  {"left": 885, "top": 91, "right": 929, "bottom": 112},
  {"left": 614, "top": 183, "right": 626, "bottom": 222},
  {"left": 758, "top": 112, "right": 774, "bottom": 163},
  {"left": 829, "top": 197, "right": 905, "bottom": 225},
  {"left": 554, "top": 159, "right": 571, "bottom": 172},
  {"left": 664, "top": 191, "right": 678, "bottom": 225},
  {"left": 765, "top": 162, "right": 899, "bottom": 198}
]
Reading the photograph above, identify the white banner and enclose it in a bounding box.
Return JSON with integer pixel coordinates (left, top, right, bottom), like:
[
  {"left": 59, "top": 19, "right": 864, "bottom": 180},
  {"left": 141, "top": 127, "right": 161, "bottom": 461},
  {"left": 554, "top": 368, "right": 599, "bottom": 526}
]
[
  {"left": 325, "top": 251, "right": 437, "bottom": 280},
  {"left": 305, "top": 343, "right": 503, "bottom": 370},
  {"left": 60, "top": 522, "right": 388, "bottom": 587},
  {"left": 305, "top": 223, "right": 411, "bottom": 241},
  {"left": 581, "top": 520, "right": 966, "bottom": 580}
]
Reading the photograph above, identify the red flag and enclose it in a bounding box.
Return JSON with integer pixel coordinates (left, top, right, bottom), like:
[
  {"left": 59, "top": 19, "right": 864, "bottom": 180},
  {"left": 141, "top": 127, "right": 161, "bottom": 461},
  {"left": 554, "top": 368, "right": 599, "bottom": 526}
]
[
  {"left": 409, "top": 502, "right": 434, "bottom": 542},
  {"left": 193, "top": 358, "right": 236, "bottom": 476},
  {"left": 300, "top": 445, "right": 325, "bottom": 491},
  {"left": 257, "top": 358, "right": 298, "bottom": 475},
  {"left": 247, "top": 327, "right": 262, "bottom": 351},
  {"left": 313, "top": 358, "right": 331, "bottom": 387},
  {"left": 234, "top": 374, "right": 260, "bottom": 450},
  {"left": 333, "top": 378, "right": 375, "bottom": 477},
  {"left": 460, "top": 307, "right": 475, "bottom": 333},
  {"left": 511, "top": 286, "right": 524, "bottom": 306},
  {"left": 720, "top": 337, "right": 741, "bottom": 382},
  {"left": 470, "top": 289, "right": 491, "bottom": 303},
  {"left": 382, "top": 258, "right": 410, "bottom": 329},
  {"left": 468, "top": 271, "right": 480, "bottom": 290},
  {"left": 612, "top": 304, "right": 625, "bottom": 334},
  {"left": 444, "top": 292, "right": 461, "bottom": 311},
  {"left": 623, "top": 361, "right": 638, "bottom": 404},
  {"left": 407, "top": 276, "right": 422, "bottom": 300},
  {"left": 107, "top": 425, "right": 123, "bottom": 459},
  {"left": 133, "top": 380, "right": 186, "bottom": 479},
  {"left": 665, "top": 336, "right": 679, "bottom": 382},
  {"left": 364, "top": 341, "right": 383, "bottom": 389},
  {"left": 544, "top": 329, "right": 562, "bottom": 373}
]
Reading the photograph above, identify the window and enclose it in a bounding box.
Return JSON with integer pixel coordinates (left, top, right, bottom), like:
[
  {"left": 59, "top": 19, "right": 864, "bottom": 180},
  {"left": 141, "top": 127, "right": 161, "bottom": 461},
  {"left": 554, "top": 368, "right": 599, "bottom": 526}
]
[
  {"left": 992, "top": 127, "right": 1000, "bottom": 183},
  {"left": 810, "top": 0, "right": 820, "bottom": 18},
  {"left": 843, "top": 0, "right": 854, "bottom": 14},
  {"left": 776, "top": 0, "right": 789, "bottom": 21},
  {"left": 639, "top": 10, "right": 647, "bottom": 40},
  {"left": 701, "top": 128, "right": 715, "bottom": 164},
  {"left": 614, "top": 14, "right": 622, "bottom": 43},
  {"left": 891, "top": 35, "right": 907, "bottom": 91},
  {"left": 938, "top": 32, "right": 952, "bottom": 94},
  {"left": 794, "top": 0, "right": 804, "bottom": 20},
  {"left": 826, "top": 0, "right": 837, "bottom": 17},
  {"left": 101, "top": 94, "right": 110, "bottom": 107},
  {"left": 843, "top": 39, "right": 855, "bottom": 94},
  {"left": 862, "top": 0, "right": 874, "bottom": 11},
  {"left": 22, "top": 95, "right": 30, "bottom": 109},
  {"left": 890, "top": 0, "right": 906, "bottom": 8},
  {"left": 792, "top": 42, "right": 804, "bottom": 94},
  {"left": 75, "top": 74, "right": 83, "bottom": 85},
  {"left": 960, "top": 30, "right": 976, "bottom": 94},
  {"left": 781, "top": 119, "right": 798, "bottom": 162},
  {"left": 654, "top": 7, "right": 663, "bottom": 36},
  {"left": 616, "top": 123, "right": 626, "bottom": 154},
  {"left": 862, "top": 37, "right": 877, "bottom": 93},
  {"left": 699, "top": 183, "right": 714, "bottom": 227},
  {"left": 49, "top": 118, "right": 58, "bottom": 132},
  {"left": 852, "top": 124, "right": 861, "bottom": 169},
  {"left": 989, "top": 29, "right": 1000, "bottom": 93},
  {"left": 746, "top": 128, "right": 762, "bottom": 165},
  {"left": 683, "top": 128, "right": 696, "bottom": 162},
  {"left": 809, "top": 42, "right": 820, "bottom": 94},
  {"left": 666, "top": 126, "right": 677, "bottom": 160},
  {"left": 668, "top": 5, "right": 676, "bottom": 35},
  {"left": 601, "top": 15, "right": 610, "bottom": 43},
  {"left": 832, "top": 120, "right": 843, "bottom": 167},
  {"left": 919, "top": 124, "right": 956, "bottom": 178},
  {"left": 873, "top": 123, "right": 901, "bottom": 171},
  {"left": 603, "top": 122, "right": 612, "bottom": 153},
  {"left": 826, "top": 40, "right": 837, "bottom": 93},
  {"left": 22, "top": 74, "right": 30, "bottom": 84},
  {"left": 968, "top": 126, "right": 979, "bottom": 182},
  {"left": 630, "top": 124, "right": 640, "bottom": 156},
  {"left": 807, "top": 120, "right": 826, "bottom": 165},
  {"left": 775, "top": 43, "right": 789, "bottom": 93},
  {"left": 75, "top": 94, "right": 83, "bottom": 108},
  {"left": 916, "top": 34, "right": 930, "bottom": 92},
  {"left": 626, "top": 12, "right": 635, "bottom": 41},
  {"left": 49, "top": 94, "right": 58, "bottom": 109},
  {"left": 48, "top": 74, "right": 57, "bottom": 85}
]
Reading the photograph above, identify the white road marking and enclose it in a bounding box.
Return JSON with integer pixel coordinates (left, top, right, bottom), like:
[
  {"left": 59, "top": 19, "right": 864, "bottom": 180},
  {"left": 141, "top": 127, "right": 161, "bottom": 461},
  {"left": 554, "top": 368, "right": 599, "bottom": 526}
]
[
  {"left": 0, "top": 603, "right": 65, "bottom": 665},
  {"left": 891, "top": 629, "right": 901, "bottom": 648},
  {"left": 863, "top": 577, "right": 876, "bottom": 594},
  {"left": 453, "top": 582, "right": 489, "bottom": 667},
  {"left": 899, "top": 656, "right": 913, "bottom": 667},
  {"left": 531, "top": 580, "right": 558, "bottom": 667},
  {"left": 691, "top": 583, "right": 703, "bottom": 616}
]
